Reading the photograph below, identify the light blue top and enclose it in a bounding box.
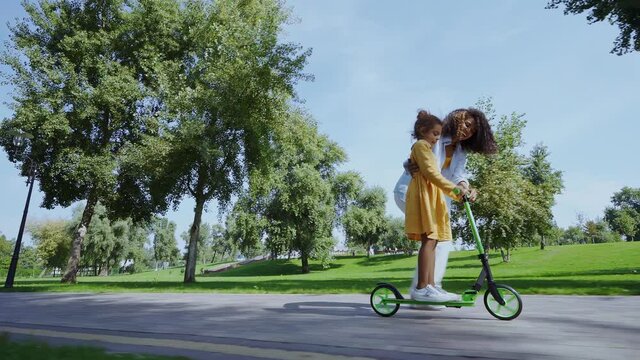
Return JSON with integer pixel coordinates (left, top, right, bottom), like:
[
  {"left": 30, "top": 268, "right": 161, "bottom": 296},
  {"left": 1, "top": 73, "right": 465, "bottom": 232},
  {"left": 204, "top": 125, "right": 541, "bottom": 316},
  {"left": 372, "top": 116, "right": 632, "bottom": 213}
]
[{"left": 393, "top": 136, "right": 468, "bottom": 213}]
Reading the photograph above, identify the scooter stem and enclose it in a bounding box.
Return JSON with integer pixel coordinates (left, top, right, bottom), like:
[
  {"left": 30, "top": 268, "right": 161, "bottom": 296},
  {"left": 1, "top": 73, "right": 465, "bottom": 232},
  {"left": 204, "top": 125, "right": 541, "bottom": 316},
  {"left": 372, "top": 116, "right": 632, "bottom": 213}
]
[{"left": 463, "top": 197, "right": 485, "bottom": 255}]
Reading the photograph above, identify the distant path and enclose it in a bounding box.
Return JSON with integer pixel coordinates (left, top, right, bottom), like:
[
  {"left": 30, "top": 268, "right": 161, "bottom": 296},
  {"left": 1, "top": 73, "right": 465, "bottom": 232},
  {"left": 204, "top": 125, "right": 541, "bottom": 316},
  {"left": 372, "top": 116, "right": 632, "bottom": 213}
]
[{"left": 1, "top": 293, "right": 638, "bottom": 359}]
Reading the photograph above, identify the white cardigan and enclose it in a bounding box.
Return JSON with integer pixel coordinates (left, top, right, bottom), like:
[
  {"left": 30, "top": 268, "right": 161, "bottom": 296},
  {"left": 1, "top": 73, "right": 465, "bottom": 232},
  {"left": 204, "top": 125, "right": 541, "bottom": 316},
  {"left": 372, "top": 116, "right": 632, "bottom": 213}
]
[{"left": 393, "top": 136, "right": 468, "bottom": 213}]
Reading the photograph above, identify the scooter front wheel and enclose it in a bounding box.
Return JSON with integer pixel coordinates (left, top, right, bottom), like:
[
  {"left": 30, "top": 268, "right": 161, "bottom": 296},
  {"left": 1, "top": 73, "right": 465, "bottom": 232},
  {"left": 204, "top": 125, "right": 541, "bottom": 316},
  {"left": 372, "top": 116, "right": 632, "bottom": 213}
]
[
  {"left": 370, "top": 284, "right": 400, "bottom": 317},
  {"left": 484, "top": 284, "right": 523, "bottom": 320}
]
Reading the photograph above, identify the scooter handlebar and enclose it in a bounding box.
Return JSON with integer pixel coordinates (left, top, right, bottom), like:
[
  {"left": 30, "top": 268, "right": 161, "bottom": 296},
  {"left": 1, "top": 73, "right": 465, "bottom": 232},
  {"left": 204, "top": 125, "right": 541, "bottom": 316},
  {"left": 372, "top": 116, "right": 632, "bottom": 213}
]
[{"left": 452, "top": 187, "right": 471, "bottom": 203}]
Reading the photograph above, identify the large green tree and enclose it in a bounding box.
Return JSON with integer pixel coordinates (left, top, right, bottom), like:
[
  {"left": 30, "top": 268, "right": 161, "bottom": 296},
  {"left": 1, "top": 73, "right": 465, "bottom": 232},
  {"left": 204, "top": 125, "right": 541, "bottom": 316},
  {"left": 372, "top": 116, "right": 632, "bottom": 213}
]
[
  {"left": 209, "top": 223, "right": 229, "bottom": 262},
  {"left": 522, "top": 144, "right": 564, "bottom": 250},
  {"left": 151, "top": 217, "right": 179, "bottom": 270},
  {"left": 0, "top": 0, "right": 180, "bottom": 283},
  {"left": 604, "top": 187, "right": 640, "bottom": 241},
  {"left": 380, "top": 216, "right": 417, "bottom": 255},
  {"left": 134, "top": 0, "right": 312, "bottom": 282},
  {"left": 259, "top": 111, "right": 346, "bottom": 272},
  {"left": 28, "top": 219, "right": 72, "bottom": 273},
  {"left": 224, "top": 110, "right": 347, "bottom": 271},
  {"left": 342, "top": 186, "right": 388, "bottom": 258},
  {"left": 546, "top": 0, "right": 640, "bottom": 55},
  {"left": 1, "top": 233, "right": 15, "bottom": 276}
]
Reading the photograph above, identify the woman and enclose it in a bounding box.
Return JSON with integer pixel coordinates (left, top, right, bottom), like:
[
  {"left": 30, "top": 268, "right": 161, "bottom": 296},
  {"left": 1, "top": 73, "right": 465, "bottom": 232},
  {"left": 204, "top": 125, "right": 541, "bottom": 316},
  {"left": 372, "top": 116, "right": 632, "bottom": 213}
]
[{"left": 394, "top": 107, "right": 497, "bottom": 302}]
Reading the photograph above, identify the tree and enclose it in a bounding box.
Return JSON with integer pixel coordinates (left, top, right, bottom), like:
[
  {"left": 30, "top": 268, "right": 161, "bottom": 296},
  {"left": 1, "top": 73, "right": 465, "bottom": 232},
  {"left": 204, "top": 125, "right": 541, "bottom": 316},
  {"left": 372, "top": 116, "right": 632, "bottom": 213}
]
[
  {"left": 121, "top": 222, "right": 151, "bottom": 273},
  {"left": 225, "top": 198, "right": 266, "bottom": 260},
  {"left": 209, "top": 224, "right": 228, "bottom": 262},
  {"left": 342, "top": 187, "right": 388, "bottom": 257},
  {"left": 218, "top": 109, "right": 346, "bottom": 270},
  {"left": 380, "top": 216, "right": 418, "bottom": 255},
  {"left": 583, "top": 218, "right": 623, "bottom": 243},
  {"left": 29, "top": 220, "right": 72, "bottom": 273},
  {"left": 18, "top": 245, "right": 39, "bottom": 277},
  {"left": 151, "top": 217, "right": 179, "bottom": 270},
  {"left": 256, "top": 112, "right": 345, "bottom": 271},
  {"left": 1, "top": 233, "right": 15, "bottom": 275},
  {"left": 546, "top": 0, "right": 640, "bottom": 55},
  {"left": 282, "top": 164, "right": 336, "bottom": 272},
  {"left": 332, "top": 171, "right": 365, "bottom": 221},
  {"left": 81, "top": 203, "right": 120, "bottom": 276},
  {"left": 0, "top": 0, "right": 180, "bottom": 283},
  {"left": 136, "top": 0, "right": 312, "bottom": 282},
  {"left": 604, "top": 187, "right": 640, "bottom": 241},
  {"left": 561, "top": 225, "right": 587, "bottom": 244},
  {"left": 522, "top": 144, "right": 564, "bottom": 250}
]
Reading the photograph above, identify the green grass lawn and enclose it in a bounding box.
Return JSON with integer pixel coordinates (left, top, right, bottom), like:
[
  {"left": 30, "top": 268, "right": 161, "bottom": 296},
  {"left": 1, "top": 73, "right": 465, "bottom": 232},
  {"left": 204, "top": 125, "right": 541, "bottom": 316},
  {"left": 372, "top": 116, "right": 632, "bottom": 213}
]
[
  {"left": 0, "top": 335, "right": 187, "bottom": 360},
  {"left": 3, "top": 242, "right": 639, "bottom": 295}
]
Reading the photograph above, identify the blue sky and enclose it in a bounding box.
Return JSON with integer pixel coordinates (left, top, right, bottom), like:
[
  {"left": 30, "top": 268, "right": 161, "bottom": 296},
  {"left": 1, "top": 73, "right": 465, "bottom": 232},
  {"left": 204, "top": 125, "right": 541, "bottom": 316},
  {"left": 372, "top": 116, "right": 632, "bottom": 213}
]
[{"left": 1, "top": 1, "right": 638, "bottom": 249}]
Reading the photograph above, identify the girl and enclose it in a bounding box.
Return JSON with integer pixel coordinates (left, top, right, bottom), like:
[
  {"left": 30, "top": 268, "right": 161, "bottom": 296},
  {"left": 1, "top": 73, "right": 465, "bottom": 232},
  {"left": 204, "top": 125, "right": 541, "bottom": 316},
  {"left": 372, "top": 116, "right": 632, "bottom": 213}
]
[{"left": 405, "top": 110, "right": 467, "bottom": 302}]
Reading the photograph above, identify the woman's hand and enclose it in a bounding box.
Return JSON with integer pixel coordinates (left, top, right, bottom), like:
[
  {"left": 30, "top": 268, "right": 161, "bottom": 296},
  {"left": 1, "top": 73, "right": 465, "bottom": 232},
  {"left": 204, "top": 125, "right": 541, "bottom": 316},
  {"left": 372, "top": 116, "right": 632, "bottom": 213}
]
[
  {"left": 467, "top": 188, "right": 478, "bottom": 202},
  {"left": 405, "top": 159, "right": 419, "bottom": 177}
]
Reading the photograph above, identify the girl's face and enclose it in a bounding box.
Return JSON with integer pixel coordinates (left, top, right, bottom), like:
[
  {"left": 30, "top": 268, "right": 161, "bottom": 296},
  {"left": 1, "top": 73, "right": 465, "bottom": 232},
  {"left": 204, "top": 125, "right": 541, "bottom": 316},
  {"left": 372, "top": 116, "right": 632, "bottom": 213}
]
[
  {"left": 457, "top": 116, "right": 476, "bottom": 141},
  {"left": 421, "top": 124, "right": 442, "bottom": 147}
]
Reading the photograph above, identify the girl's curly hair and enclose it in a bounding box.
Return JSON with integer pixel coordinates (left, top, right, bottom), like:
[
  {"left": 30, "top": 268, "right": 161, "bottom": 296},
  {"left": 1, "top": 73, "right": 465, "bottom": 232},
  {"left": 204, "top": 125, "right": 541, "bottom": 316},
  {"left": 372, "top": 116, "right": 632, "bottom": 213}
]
[
  {"left": 412, "top": 109, "right": 442, "bottom": 140},
  {"left": 442, "top": 108, "right": 497, "bottom": 155}
]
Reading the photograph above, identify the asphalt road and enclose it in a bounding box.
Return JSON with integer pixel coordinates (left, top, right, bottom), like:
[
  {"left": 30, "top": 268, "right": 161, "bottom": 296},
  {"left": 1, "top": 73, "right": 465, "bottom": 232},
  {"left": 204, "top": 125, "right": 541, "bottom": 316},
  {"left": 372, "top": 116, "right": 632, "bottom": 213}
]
[{"left": 1, "top": 292, "right": 638, "bottom": 359}]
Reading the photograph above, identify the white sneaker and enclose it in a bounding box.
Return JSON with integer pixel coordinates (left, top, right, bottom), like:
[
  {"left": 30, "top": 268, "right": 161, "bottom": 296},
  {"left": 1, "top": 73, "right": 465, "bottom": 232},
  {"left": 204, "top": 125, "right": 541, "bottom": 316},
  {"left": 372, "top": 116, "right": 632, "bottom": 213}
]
[
  {"left": 434, "top": 285, "right": 461, "bottom": 301},
  {"left": 411, "top": 285, "right": 449, "bottom": 302}
]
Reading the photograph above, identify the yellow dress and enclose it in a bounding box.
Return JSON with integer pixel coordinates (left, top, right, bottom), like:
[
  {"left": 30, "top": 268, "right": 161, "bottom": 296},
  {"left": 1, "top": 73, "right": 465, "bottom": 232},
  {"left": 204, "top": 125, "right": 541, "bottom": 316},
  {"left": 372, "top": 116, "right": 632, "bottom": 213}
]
[{"left": 404, "top": 140, "right": 458, "bottom": 241}]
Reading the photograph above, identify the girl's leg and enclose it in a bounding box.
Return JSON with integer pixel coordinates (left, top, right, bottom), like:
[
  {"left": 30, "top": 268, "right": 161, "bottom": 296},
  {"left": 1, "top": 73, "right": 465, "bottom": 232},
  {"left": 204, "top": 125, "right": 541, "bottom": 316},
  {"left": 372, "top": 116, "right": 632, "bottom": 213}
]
[
  {"left": 416, "top": 239, "right": 429, "bottom": 289},
  {"left": 424, "top": 237, "right": 437, "bottom": 285},
  {"left": 410, "top": 242, "right": 447, "bottom": 291},
  {"left": 417, "top": 235, "right": 437, "bottom": 289}
]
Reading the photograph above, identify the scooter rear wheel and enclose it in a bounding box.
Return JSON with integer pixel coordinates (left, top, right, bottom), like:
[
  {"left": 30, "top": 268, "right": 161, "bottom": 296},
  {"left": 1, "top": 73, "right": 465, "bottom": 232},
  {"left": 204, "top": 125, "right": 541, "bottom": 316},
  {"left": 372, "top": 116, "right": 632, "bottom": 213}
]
[
  {"left": 484, "top": 284, "right": 523, "bottom": 320},
  {"left": 370, "top": 284, "right": 400, "bottom": 317}
]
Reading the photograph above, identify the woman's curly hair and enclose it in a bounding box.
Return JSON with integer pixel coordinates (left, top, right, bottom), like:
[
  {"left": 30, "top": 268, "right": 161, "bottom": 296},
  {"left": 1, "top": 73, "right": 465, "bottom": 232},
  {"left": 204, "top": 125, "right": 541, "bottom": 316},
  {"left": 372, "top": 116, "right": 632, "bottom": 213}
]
[{"left": 442, "top": 108, "right": 497, "bottom": 155}]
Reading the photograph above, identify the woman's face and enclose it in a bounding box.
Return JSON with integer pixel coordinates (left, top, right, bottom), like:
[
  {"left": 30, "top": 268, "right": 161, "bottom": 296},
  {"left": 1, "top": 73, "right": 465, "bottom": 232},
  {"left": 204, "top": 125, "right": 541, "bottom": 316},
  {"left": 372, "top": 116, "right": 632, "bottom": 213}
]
[{"left": 457, "top": 116, "right": 476, "bottom": 141}]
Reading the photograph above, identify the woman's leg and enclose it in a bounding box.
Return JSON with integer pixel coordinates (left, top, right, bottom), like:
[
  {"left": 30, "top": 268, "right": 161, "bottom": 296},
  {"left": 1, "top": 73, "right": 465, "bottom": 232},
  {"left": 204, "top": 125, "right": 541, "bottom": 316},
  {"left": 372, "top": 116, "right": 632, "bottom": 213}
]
[{"left": 434, "top": 241, "right": 453, "bottom": 287}]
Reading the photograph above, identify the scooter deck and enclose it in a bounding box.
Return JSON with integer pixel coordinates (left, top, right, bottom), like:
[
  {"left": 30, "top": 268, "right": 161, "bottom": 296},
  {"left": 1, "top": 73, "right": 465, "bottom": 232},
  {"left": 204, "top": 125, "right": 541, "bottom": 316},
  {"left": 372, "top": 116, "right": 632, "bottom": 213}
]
[{"left": 381, "top": 298, "right": 476, "bottom": 307}]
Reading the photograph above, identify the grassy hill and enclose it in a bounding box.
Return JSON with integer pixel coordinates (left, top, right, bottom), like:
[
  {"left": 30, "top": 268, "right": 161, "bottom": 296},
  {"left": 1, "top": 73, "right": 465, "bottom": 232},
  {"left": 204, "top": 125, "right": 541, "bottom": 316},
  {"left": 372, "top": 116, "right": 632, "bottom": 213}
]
[{"left": 4, "top": 242, "right": 639, "bottom": 295}]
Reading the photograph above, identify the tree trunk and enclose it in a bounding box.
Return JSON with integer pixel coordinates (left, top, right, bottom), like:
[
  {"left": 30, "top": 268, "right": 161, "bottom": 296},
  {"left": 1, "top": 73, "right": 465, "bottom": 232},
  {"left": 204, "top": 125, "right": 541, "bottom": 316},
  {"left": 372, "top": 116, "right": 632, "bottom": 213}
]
[
  {"left": 184, "top": 196, "right": 205, "bottom": 283},
  {"left": 99, "top": 263, "right": 109, "bottom": 276},
  {"left": 485, "top": 233, "right": 491, "bottom": 253},
  {"left": 300, "top": 248, "right": 309, "bottom": 274},
  {"left": 540, "top": 233, "right": 545, "bottom": 250},
  {"left": 500, "top": 248, "right": 511, "bottom": 262},
  {"left": 61, "top": 193, "right": 98, "bottom": 284}
]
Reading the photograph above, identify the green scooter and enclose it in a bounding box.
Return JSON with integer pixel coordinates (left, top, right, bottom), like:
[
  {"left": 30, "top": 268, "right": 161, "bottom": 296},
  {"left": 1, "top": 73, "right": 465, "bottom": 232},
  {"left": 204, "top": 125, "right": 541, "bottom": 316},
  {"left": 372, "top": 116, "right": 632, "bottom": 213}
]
[{"left": 370, "top": 194, "right": 523, "bottom": 320}]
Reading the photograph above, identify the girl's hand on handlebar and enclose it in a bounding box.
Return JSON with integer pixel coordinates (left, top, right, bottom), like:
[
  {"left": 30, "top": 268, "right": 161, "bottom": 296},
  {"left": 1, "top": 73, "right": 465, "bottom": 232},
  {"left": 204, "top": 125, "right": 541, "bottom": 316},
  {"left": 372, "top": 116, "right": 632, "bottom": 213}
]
[{"left": 454, "top": 184, "right": 469, "bottom": 198}]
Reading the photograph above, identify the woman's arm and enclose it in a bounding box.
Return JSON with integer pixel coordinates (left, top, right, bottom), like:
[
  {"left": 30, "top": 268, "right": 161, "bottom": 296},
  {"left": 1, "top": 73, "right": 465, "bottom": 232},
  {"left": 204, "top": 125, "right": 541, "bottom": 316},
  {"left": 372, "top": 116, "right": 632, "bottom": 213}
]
[{"left": 451, "top": 145, "right": 469, "bottom": 186}]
